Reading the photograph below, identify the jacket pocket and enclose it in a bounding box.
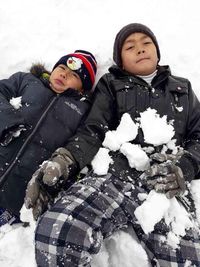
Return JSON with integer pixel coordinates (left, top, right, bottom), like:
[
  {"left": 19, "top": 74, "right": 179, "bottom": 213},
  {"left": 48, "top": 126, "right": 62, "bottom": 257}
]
[{"left": 113, "top": 81, "right": 137, "bottom": 116}]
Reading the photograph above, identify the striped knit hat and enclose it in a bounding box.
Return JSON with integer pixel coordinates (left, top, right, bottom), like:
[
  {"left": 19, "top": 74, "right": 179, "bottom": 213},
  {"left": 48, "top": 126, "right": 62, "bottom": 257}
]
[{"left": 53, "top": 50, "right": 97, "bottom": 92}]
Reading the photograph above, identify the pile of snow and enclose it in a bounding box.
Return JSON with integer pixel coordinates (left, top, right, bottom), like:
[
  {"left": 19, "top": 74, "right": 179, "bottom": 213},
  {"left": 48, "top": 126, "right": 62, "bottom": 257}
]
[
  {"left": 140, "top": 108, "right": 174, "bottom": 146},
  {"left": 92, "top": 109, "right": 177, "bottom": 174},
  {"left": 0, "top": 206, "right": 36, "bottom": 267},
  {"left": 92, "top": 108, "right": 200, "bottom": 250}
]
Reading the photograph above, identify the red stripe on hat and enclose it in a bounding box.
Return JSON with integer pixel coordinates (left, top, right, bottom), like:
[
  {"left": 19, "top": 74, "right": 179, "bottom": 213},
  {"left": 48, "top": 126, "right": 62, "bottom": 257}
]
[{"left": 71, "top": 53, "right": 96, "bottom": 85}]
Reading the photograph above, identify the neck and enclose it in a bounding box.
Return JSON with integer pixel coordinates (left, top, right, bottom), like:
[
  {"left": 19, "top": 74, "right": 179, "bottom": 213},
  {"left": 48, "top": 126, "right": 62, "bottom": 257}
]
[{"left": 137, "top": 70, "right": 157, "bottom": 85}]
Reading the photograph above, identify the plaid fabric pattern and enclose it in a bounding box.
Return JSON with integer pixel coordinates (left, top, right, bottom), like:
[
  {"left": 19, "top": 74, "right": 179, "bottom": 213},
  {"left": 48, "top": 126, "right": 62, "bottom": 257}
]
[
  {"left": 35, "top": 173, "right": 200, "bottom": 267},
  {"left": 140, "top": 230, "right": 200, "bottom": 267}
]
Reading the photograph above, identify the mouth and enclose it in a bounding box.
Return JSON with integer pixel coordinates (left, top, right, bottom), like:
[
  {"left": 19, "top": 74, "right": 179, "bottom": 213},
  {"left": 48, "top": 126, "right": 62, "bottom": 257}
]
[
  {"left": 136, "top": 57, "right": 150, "bottom": 63},
  {"left": 54, "top": 79, "right": 64, "bottom": 86}
]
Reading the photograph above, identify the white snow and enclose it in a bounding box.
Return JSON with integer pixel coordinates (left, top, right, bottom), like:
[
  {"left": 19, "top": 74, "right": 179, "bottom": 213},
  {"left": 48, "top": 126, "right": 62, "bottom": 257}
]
[
  {"left": 134, "top": 190, "right": 170, "bottom": 234},
  {"left": 92, "top": 147, "right": 113, "bottom": 175},
  {"left": 103, "top": 113, "right": 138, "bottom": 151},
  {"left": 120, "top": 143, "right": 150, "bottom": 171},
  {"left": 140, "top": 108, "right": 174, "bottom": 146},
  {"left": 9, "top": 96, "right": 22, "bottom": 110},
  {"left": 1, "top": 0, "right": 200, "bottom": 266}
]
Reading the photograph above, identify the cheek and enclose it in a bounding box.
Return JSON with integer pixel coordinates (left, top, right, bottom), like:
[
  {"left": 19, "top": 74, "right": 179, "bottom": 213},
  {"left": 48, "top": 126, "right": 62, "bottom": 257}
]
[
  {"left": 122, "top": 54, "right": 131, "bottom": 66},
  {"left": 49, "top": 75, "right": 53, "bottom": 84},
  {"left": 76, "top": 81, "right": 83, "bottom": 91},
  {"left": 74, "top": 78, "right": 82, "bottom": 90},
  {"left": 152, "top": 49, "right": 158, "bottom": 62},
  {"left": 68, "top": 79, "right": 82, "bottom": 90},
  {"left": 49, "top": 72, "right": 56, "bottom": 82},
  {"left": 122, "top": 55, "right": 136, "bottom": 70}
]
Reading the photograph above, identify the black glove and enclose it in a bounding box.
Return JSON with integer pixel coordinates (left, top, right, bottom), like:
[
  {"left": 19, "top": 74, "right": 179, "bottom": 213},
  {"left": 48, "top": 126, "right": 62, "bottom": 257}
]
[
  {"left": 144, "top": 161, "right": 186, "bottom": 199},
  {"left": 1, "top": 124, "right": 26, "bottom": 146},
  {"left": 25, "top": 148, "right": 75, "bottom": 220}
]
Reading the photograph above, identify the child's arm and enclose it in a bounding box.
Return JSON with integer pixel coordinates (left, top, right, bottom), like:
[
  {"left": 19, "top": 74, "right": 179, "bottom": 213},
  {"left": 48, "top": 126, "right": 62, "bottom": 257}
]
[
  {"left": 177, "top": 82, "right": 200, "bottom": 181},
  {"left": 65, "top": 74, "right": 118, "bottom": 170},
  {"left": 0, "top": 72, "right": 26, "bottom": 141}
]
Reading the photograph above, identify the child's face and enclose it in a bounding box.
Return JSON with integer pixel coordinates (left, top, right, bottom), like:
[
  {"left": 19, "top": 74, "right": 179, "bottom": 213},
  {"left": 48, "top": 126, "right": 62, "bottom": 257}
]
[
  {"left": 121, "top": 32, "right": 158, "bottom": 75},
  {"left": 49, "top": 64, "right": 83, "bottom": 94}
]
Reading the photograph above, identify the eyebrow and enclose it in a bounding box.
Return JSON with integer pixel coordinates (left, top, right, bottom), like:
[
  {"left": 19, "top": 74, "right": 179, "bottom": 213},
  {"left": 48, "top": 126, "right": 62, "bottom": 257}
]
[
  {"left": 124, "top": 35, "right": 151, "bottom": 44},
  {"left": 59, "top": 65, "right": 80, "bottom": 77}
]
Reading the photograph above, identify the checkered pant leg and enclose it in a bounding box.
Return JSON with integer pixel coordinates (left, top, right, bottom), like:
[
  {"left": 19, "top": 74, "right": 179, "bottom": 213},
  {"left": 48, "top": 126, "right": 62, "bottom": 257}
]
[
  {"left": 35, "top": 173, "right": 200, "bottom": 267},
  {"left": 141, "top": 228, "right": 200, "bottom": 267},
  {"left": 35, "top": 173, "right": 145, "bottom": 267}
]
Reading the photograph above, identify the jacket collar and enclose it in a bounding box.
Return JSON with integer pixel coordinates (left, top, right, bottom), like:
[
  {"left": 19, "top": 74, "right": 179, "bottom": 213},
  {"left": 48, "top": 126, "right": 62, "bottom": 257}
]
[{"left": 108, "top": 64, "right": 171, "bottom": 87}]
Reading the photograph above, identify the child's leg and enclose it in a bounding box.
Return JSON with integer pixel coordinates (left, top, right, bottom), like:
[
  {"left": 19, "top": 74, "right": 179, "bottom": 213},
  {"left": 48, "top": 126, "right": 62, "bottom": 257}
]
[
  {"left": 35, "top": 173, "right": 145, "bottom": 267},
  {"left": 35, "top": 173, "right": 200, "bottom": 267},
  {"left": 141, "top": 229, "right": 200, "bottom": 267}
]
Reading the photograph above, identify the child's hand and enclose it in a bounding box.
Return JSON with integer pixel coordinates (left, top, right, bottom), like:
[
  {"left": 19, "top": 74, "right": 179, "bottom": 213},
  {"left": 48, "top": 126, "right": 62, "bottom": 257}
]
[
  {"left": 24, "top": 169, "right": 52, "bottom": 220},
  {"left": 24, "top": 148, "right": 75, "bottom": 220},
  {"left": 144, "top": 162, "right": 186, "bottom": 198},
  {"left": 0, "top": 124, "right": 26, "bottom": 146}
]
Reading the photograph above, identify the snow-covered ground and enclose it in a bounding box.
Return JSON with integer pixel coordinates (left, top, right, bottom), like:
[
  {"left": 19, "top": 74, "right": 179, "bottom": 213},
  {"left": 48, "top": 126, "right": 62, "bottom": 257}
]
[{"left": 1, "top": 0, "right": 200, "bottom": 266}]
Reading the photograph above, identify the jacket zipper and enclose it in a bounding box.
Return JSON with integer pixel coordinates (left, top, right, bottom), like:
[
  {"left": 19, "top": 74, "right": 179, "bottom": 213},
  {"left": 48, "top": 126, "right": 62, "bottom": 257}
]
[{"left": 0, "top": 95, "right": 59, "bottom": 186}]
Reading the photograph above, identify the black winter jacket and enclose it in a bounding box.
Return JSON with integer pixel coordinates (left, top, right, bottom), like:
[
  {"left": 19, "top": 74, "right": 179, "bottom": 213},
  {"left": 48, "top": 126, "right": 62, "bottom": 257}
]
[
  {"left": 0, "top": 65, "right": 91, "bottom": 214},
  {"left": 66, "top": 65, "right": 200, "bottom": 183}
]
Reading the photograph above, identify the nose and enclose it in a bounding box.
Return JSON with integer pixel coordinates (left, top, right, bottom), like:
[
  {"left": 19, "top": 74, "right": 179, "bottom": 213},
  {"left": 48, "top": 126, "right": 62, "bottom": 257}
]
[
  {"left": 60, "top": 69, "right": 70, "bottom": 79},
  {"left": 137, "top": 49, "right": 145, "bottom": 55}
]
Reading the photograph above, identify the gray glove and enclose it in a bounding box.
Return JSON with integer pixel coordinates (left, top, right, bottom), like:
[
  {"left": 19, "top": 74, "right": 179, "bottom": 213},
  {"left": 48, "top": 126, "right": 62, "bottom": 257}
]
[
  {"left": 24, "top": 168, "right": 52, "bottom": 220},
  {"left": 25, "top": 148, "right": 75, "bottom": 220},
  {"left": 149, "top": 150, "right": 184, "bottom": 163},
  {"left": 144, "top": 161, "right": 186, "bottom": 198}
]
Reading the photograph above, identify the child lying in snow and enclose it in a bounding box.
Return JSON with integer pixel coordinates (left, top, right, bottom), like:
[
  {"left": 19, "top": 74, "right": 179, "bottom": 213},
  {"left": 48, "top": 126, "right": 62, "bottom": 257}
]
[
  {"left": 0, "top": 50, "right": 97, "bottom": 225},
  {"left": 26, "top": 23, "right": 200, "bottom": 266}
]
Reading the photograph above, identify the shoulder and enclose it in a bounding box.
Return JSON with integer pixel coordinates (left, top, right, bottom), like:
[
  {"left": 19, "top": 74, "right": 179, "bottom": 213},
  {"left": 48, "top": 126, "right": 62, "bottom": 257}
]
[
  {"left": 170, "top": 74, "right": 190, "bottom": 85},
  {"left": 96, "top": 65, "right": 127, "bottom": 89},
  {"left": 66, "top": 91, "right": 92, "bottom": 112},
  {"left": 94, "top": 73, "right": 117, "bottom": 100},
  {"left": 1, "top": 71, "right": 33, "bottom": 85},
  {"left": 6, "top": 64, "right": 49, "bottom": 81},
  {"left": 167, "top": 74, "right": 192, "bottom": 94}
]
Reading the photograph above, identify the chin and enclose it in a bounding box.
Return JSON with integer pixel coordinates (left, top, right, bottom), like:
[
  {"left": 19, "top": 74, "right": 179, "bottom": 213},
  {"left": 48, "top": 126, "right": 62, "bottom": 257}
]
[{"left": 52, "top": 88, "right": 62, "bottom": 93}]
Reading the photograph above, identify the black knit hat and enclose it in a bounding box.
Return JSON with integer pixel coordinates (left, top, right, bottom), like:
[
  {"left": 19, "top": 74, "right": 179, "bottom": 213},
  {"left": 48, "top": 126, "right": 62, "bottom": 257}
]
[
  {"left": 113, "top": 23, "right": 161, "bottom": 67},
  {"left": 53, "top": 50, "right": 97, "bottom": 92}
]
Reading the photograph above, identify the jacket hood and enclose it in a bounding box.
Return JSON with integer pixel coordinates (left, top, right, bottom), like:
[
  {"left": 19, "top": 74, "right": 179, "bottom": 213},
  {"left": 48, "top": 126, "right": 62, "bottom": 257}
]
[{"left": 30, "top": 63, "right": 51, "bottom": 79}]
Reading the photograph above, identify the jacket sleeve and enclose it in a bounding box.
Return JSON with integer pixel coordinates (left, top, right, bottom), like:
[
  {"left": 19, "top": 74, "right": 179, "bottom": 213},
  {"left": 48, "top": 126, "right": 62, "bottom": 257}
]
[
  {"left": 0, "top": 72, "right": 26, "bottom": 139},
  {"left": 66, "top": 74, "right": 118, "bottom": 170},
  {"left": 177, "top": 81, "right": 200, "bottom": 181}
]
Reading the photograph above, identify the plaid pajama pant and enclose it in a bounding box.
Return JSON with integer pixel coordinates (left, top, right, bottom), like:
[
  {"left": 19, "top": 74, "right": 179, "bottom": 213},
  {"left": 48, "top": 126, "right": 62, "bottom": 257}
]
[{"left": 35, "top": 173, "right": 200, "bottom": 267}]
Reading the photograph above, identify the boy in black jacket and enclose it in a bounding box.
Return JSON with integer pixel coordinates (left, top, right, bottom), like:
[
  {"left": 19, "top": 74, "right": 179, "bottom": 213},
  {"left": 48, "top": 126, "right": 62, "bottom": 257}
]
[
  {"left": 0, "top": 50, "right": 97, "bottom": 226},
  {"left": 26, "top": 24, "right": 200, "bottom": 266}
]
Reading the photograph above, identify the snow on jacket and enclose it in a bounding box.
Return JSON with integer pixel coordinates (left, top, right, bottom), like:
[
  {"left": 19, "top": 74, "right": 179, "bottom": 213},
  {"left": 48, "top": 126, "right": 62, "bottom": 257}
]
[
  {"left": 66, "top": 65, "right": 200, "bottom": 183},
  {"left": 0, "top": 65, "right": 91, "bottom": 214}
]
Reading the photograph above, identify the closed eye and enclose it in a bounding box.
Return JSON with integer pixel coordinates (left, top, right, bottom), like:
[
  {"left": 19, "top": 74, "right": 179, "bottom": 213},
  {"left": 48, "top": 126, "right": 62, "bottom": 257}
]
[
  {"left": 72, "top": 72, "right": 80, "bottom": 79},
  {"left": 58, "top": 65, "right": 65, "bottom": 70},
  {"left": 126, "top": 46, "right": 135, "bottom": 50},
  {"left": 144, "top": 41, "right": 152, "bottom": 45}
]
